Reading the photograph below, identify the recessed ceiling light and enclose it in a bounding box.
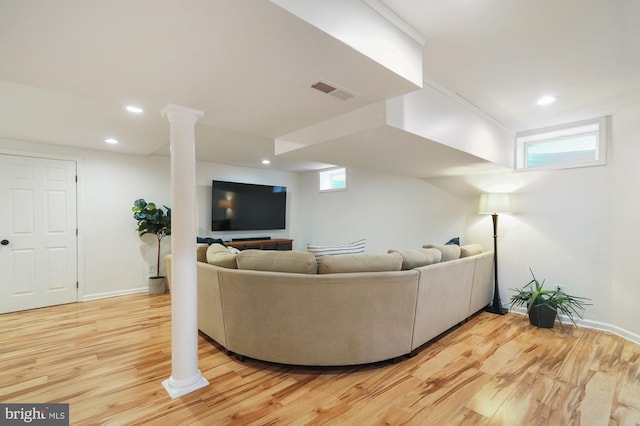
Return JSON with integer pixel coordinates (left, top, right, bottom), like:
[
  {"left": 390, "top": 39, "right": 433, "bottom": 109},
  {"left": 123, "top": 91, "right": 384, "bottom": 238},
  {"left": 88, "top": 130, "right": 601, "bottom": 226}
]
[
  {"left": 261, "top": 159, "right": 271, "bottom": 165},
  {"left": 125, "top": 105, "right": 143, "bottom": 113},
  {"left": 104, "top": 138, "right": 119, "bottom": 144},
  {"left": 536, "top": 95, "right": 556, "bottom": 106}
]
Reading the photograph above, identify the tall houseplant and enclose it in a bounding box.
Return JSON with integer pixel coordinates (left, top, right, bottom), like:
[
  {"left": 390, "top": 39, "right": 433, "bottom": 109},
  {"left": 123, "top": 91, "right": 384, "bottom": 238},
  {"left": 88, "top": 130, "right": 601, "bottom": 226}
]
[
  {"left": 510, "top": 269, "right": 591, "bottom": 328},
  {"left": 132, "top": 199, "right": 171, "bottom": 294}
]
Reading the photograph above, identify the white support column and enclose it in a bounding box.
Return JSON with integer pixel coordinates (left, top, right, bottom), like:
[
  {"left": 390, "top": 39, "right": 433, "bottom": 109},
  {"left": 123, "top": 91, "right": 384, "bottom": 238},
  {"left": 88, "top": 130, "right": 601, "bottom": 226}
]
[{"left": 161, "top": 104, "right": 209, "bottom": 399}]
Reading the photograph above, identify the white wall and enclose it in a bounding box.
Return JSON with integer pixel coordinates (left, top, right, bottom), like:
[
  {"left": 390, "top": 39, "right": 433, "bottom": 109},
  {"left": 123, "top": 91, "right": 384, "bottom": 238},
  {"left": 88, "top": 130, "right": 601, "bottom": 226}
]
[
  {"left": 460, "top": 166, "right": 612, "bottom": 325},
  {"left": 0, "top": 138, "right": 173, "bottom": 299},
  {"left": 296, "top": 167, "right": 469, "bottom": 253},
  {"left": 609, "top": 103, "right": 640, "bottom": 336},
  {"left": 437, "top": 102, "right": 640, "bottom": 341},
  {"left": 80, "top": 151, "right": 171, "bottom": 298},
  {"left": 0, "top": 138, "right": 299, "bottom": 299}
]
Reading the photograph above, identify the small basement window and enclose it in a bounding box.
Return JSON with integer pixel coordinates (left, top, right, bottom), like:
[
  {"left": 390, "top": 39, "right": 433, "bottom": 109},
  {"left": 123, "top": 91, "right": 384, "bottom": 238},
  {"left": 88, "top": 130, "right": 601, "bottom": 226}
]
[
  {"left": 516, "top": 116, "right": 608, "bottom": 170},
  {"left": 319, "top": 167, "right": 347, "bottom": 191}
]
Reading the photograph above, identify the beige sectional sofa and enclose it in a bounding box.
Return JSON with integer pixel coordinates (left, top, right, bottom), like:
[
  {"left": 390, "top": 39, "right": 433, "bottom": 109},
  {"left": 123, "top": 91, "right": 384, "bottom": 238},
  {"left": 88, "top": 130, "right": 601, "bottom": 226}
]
[{"left": 166, "top": 243, "right": 494, "bottom": 366}]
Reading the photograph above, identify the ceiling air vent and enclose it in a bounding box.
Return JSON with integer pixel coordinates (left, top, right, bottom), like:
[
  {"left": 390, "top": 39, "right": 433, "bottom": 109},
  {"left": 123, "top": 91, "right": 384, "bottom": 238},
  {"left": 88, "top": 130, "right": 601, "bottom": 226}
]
[{"left": 310, "top": 80, "right": 358, "bottom": 101}]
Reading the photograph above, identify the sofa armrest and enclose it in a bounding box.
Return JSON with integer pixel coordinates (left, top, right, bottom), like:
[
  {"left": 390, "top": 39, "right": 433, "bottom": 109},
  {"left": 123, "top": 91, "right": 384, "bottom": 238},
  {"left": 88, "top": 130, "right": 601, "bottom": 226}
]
[
  {"left": 412, "top": 257, "right": 476, "bottom": 350},
  {"left": 196, "top": 262, "right": 228, "bottom": 347},
  {"left": 468, "top": 251, "right": 494, "bottom": 315}
]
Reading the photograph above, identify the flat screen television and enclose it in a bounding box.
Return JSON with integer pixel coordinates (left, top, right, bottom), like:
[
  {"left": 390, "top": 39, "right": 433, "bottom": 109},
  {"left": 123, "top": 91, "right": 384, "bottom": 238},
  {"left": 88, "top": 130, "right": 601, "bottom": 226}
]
[{"left": 211, "top": 180, "right": 287, "bottom": 231}]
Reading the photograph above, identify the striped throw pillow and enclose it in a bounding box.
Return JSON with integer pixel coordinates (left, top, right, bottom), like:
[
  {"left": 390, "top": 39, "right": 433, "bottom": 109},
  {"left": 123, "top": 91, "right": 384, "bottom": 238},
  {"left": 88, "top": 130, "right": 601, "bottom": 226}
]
[{"left": 307, "top": 239, "right": 366, "bottom": 263}]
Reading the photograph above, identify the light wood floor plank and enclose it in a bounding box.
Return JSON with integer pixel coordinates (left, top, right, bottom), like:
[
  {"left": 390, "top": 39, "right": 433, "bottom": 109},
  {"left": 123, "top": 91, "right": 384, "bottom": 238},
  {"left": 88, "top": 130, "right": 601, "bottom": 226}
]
[
  {"left": 1, "top": 293, "right": 639, "bottom": 425},
  {"left": 578, "top": 370, "right": 617, "bottom": 426}
]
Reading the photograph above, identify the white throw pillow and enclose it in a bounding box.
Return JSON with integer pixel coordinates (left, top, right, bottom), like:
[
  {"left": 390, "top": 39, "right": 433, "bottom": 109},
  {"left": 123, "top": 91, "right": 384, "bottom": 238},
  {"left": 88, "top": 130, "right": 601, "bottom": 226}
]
[{"left": 307, "top": 239, "right": 365, "bottom": 263}]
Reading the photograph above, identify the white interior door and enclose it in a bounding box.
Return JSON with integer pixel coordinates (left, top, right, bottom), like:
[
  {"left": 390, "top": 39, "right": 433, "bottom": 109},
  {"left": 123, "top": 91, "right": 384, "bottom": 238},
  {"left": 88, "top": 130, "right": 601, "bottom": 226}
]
[{"left": 0, "top": 154, "right": 78, "bottom": 313}]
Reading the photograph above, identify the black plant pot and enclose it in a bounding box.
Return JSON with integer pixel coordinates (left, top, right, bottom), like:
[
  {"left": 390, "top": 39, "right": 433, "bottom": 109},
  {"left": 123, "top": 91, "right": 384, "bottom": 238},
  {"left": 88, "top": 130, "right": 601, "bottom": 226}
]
[{"left": 528, "top": 303, "right": 557, "bottom": 328}]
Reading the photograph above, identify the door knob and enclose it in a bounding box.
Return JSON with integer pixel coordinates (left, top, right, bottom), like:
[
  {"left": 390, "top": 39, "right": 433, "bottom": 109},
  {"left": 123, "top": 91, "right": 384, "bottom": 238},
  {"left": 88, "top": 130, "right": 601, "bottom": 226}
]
[{"left": 1, "top": 240, "right": 9, "bottom": 246}]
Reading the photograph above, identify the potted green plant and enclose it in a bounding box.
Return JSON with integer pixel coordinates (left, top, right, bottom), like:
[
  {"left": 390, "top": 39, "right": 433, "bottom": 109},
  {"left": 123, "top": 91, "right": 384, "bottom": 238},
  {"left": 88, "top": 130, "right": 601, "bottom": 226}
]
[
  {"left": 132, "top": 198, "right": 171, "bottom": 295},
  {"left": 509, "top": 269, "right": 591, "bottom": 328}
]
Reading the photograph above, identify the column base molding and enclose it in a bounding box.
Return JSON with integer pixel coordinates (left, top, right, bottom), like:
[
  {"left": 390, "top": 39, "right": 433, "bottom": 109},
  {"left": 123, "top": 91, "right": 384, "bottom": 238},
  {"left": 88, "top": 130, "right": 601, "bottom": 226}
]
[{"left": 162, "top": 373, "right": 209, "bottom": 399}]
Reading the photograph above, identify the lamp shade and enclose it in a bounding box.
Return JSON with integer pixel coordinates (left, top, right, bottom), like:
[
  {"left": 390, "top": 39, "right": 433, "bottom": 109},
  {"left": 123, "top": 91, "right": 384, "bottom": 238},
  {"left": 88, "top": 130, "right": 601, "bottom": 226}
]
[{"left": 478, "top": 193, "right": 511, "bottom": 215}]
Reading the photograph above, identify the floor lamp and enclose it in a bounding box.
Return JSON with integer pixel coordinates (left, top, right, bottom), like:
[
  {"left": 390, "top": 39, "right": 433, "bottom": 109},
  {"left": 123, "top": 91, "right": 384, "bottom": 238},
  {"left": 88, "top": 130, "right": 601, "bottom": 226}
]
[{"left": 479, "top": 193, "right": 511, "bottom": 315}]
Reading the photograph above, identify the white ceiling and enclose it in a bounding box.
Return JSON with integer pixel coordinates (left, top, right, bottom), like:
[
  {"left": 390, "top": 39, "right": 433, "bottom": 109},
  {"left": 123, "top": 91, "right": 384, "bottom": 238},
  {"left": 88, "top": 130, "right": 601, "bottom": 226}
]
[
  {"left": 0, "top": 0, "right": 638, "bottom": 178},
  {"left": 384, "top": 0, "right": 640, "bottom": 132}
]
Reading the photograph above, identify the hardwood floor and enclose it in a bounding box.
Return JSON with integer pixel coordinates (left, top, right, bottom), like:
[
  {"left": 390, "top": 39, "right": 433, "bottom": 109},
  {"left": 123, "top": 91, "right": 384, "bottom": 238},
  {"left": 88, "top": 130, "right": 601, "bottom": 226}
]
[{"left": 1, "top": 293, "right": 639, "bottom": 425}]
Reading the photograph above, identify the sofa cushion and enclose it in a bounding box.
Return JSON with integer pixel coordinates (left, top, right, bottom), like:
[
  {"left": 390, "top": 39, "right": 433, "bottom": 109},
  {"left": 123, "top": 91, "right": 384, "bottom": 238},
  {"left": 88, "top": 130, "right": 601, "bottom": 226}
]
[
  {"left": 206, "top": 243, "right": 238, "bottom": 269},
  {"left": 307, "top": 239, "right": 365, "bottom": 263},
  {"left": 206, "top": 243, "right": 228, "bottom": 256},
  {"left": 196, "top": 243, "right": 209, "bottom": 263},
  {"left": 318, "top": 252, "right": 403, "bottom": 274},
  {"left": 388, "top": 248, "right": 442, "bottom": 270},
  {"left": 460, "top": 243, "right": 483, "bottom": 258},
  {"left": 237, "top": 250, "right": 317, "bottom": 274},
  {"left": 422, "top": 243, "right": 461, "bottom": 261}
]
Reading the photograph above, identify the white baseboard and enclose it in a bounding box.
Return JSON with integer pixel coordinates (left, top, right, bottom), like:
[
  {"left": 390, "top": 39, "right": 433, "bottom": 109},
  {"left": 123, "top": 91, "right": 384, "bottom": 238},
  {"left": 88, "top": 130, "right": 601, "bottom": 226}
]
[
  {"left": 508, "top": 305, "right": 640, "bottom": 346},
  {"left": 573, "top": 318, "right": 640, "bottom": 346},
  {"left": 82, "top": 287, "right": 148, "bottom": 302}
]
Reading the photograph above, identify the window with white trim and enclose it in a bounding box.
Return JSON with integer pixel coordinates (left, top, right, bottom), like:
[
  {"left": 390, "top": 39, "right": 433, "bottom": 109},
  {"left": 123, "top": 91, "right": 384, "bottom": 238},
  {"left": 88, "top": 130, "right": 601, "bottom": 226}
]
[
  {"left": 516, "top": 116, "right": 608, "bottom": 170},
  {"left": 319, "top": 167, "right": 347, "bottom": 191}
]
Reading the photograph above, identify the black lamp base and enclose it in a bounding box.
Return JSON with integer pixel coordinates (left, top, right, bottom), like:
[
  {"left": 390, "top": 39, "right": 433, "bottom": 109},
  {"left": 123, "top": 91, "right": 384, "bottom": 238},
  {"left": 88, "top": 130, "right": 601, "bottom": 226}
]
[
  {"left": 486, "top": 304, "right": 508, "bottom": 315},
  {"left": 487, "top": 213, "right": 508, "bottom": 316}
]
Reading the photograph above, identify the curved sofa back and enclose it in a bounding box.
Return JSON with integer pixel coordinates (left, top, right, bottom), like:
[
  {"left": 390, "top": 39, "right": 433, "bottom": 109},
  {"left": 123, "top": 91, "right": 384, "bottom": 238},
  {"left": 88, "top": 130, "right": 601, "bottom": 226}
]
[
  {"left": 167, "top": 248, "right": 494, "bottom": 366},
  {"left": 217, "top": 267, "right": 419, "bottom": 366}
]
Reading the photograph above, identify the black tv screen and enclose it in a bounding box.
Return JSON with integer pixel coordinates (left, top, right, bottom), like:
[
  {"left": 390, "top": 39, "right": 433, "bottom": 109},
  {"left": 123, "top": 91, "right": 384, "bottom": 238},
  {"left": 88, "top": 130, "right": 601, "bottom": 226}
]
[{"left": 211, "top": 180, "right": 287, "bottom": 231}]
